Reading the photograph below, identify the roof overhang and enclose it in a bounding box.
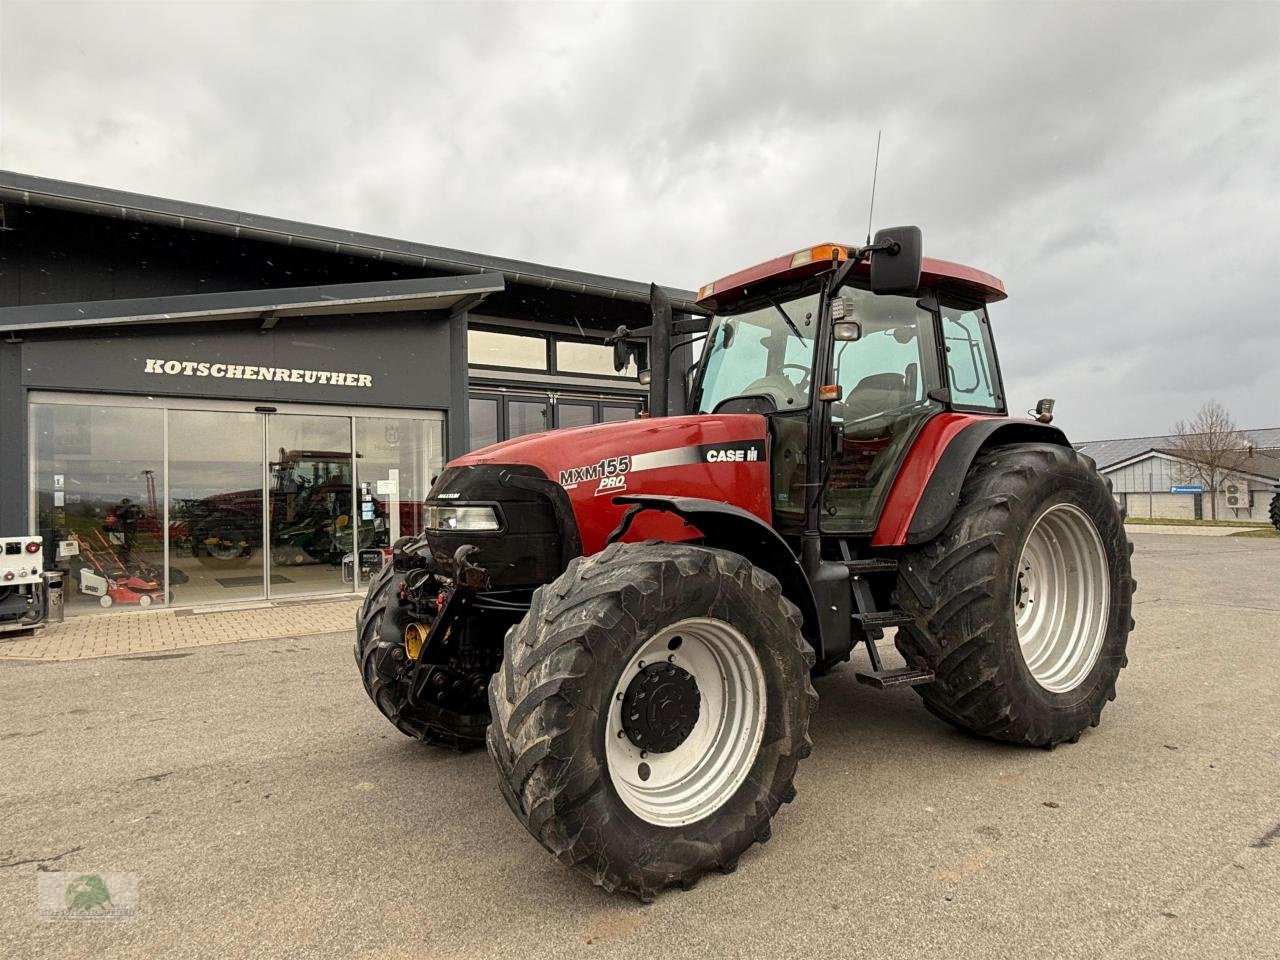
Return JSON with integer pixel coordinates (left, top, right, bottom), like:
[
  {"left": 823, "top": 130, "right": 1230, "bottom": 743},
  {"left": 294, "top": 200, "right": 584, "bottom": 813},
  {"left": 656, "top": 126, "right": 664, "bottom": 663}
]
[
  {"left": 0, "top": 273, "right": 504, "bottom": 334},
  {"left": 0, "top": 170, "right": 701, "bottom": 314}
]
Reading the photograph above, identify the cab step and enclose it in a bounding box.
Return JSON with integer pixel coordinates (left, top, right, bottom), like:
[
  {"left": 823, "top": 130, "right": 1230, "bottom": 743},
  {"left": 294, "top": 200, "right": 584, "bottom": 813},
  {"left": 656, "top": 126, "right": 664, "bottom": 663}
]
[
  {"left": 855, "top": 667, "right": 936, "bottom": 689},
  {"left": 852, "top": 610, "right": 915, "bottom": 630},
  {"left": 841, "top": 557, "right": 899, "bottom": 575}
]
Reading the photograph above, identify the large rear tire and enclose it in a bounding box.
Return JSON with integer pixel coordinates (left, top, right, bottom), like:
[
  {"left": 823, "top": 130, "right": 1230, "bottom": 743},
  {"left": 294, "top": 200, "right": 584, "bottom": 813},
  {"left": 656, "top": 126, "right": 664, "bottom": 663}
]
[
  {"left": 1270, "top": 491, "right": 1280, "bottom": 532},
  {"left": 354, "top": 562, "right": 489, "bottom": 750},
  {"left": 894, "top": 443, "right": 1135, "bottom": 748},
  {"left": 488, "top": 542, "right": 815, "bottom": 900}
]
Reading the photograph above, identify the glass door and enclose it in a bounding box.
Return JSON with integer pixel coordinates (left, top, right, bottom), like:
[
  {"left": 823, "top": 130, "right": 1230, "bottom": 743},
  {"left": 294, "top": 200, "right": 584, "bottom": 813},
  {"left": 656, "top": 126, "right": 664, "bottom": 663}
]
[
  {"left": 168, "top": 409, "right": 266, "bottom": 605},
  {"left": 266, "top": 413, "right": 354, "bottom": 598},
  {"left": 352, "top": 416, "right": 445, "bottom": 586}
]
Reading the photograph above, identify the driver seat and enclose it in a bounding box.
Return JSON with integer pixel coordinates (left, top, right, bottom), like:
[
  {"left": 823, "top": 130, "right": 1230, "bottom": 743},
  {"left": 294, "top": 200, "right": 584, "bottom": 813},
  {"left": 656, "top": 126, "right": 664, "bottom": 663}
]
[{"left": 838, "top": 370, "right": 915, "bottom": 437}]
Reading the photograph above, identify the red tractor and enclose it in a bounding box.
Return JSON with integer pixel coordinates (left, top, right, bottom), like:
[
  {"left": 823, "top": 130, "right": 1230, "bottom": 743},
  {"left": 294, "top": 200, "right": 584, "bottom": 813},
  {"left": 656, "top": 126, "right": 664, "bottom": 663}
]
[{"left": 355, "top": 228, "right": 1135, "bottom": 899}]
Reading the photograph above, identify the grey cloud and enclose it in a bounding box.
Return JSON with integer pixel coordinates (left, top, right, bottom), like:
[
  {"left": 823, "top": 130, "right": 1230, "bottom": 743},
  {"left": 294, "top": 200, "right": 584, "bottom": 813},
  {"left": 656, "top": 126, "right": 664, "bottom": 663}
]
[{"left": 1, "top": 0, "right": 1277, "bottom": 439}]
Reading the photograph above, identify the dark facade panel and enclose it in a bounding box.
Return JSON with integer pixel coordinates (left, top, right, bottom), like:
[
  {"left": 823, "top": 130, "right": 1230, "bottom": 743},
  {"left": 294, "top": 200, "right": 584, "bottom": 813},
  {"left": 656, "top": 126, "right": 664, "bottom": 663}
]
[
  {"left": 19, "top": 313, "right": 455, "bottom": 410},
  {"left": 0, "top": 341, "right": 26, "bottom": 533}
]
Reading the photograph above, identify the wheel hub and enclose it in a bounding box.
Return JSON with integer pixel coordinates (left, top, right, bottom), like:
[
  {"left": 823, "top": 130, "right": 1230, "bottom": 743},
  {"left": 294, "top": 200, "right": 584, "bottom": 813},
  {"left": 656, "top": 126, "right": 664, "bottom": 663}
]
[{"left": 621, "top": 662, "right": 701, "bottom": 753}]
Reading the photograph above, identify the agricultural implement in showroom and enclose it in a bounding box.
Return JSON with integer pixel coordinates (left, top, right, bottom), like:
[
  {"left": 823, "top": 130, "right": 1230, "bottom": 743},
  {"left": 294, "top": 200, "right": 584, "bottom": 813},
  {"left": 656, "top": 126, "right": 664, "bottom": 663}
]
[{"left": 355, "top": 227, "right": 1135, "bottom": 899}]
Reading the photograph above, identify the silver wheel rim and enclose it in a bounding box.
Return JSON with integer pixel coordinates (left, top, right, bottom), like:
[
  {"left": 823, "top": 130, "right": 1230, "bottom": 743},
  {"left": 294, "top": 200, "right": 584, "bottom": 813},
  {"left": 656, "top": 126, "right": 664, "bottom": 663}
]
[
  {"left": 605, "top": 617, "right": 766, "bottom": 828},
  {"left": 1014, "top": 503, "right": 1111, "bottom": 693}
]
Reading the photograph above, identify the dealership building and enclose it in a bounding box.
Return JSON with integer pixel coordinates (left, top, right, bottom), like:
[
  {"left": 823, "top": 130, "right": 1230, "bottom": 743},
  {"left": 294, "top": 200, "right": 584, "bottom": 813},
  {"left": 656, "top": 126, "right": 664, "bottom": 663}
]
[{"left": 0, "top": 172, "right": 697, "bottom": 616}]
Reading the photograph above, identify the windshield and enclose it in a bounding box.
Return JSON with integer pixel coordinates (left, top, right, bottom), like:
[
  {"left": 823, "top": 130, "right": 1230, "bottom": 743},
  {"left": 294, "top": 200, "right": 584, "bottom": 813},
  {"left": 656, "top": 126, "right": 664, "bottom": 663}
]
[{"left": 694, "top": 290, "right": 821, "bottom": 414}]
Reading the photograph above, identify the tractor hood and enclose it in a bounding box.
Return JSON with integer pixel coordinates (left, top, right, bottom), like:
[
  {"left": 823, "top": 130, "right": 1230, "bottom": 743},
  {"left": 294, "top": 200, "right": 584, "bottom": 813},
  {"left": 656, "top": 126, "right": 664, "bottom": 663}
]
[{"left": 440, "top": 414, "right": 773, "bottom": 556}]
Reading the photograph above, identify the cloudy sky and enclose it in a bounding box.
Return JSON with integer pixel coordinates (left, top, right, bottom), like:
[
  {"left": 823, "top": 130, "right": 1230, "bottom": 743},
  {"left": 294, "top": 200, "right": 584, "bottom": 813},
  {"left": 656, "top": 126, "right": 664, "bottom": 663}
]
[{"left": 1, "top": 0, "right": 1277, "bottom": 439}]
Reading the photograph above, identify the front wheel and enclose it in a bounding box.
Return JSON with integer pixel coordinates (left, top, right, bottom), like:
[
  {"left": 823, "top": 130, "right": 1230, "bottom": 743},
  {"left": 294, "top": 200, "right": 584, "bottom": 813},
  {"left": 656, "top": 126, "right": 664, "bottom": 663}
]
[
  {"left": 488, "top": 542, "right": 816, "bottom": 900},
  {"left": 894, "top": 443, "right": 1136, "bottom": 748}
]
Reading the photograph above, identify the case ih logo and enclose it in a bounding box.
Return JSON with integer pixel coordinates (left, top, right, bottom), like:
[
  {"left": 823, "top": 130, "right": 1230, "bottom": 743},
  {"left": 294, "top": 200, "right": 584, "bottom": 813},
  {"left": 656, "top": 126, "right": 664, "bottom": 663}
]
[
  {"left": 558, "top": 456, "right": 631, "bottom": 489},
  {"left": 703, "top": 442, "right": 763, "bottom": 463}
]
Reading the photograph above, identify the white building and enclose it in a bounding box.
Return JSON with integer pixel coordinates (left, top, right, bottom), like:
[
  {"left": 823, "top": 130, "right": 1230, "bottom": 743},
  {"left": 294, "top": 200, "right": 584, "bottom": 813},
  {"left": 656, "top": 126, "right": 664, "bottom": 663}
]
[{"left": 1076, "top": 428, "right": 1280, "bottom": 522}]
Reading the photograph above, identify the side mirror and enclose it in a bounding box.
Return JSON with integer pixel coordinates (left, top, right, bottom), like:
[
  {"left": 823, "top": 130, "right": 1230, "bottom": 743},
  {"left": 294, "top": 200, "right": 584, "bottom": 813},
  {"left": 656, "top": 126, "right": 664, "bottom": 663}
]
[
  {"left": 833, "top": 320, "right": 862, "bottom": 342},
  {"left": 611, "top": 329, "right": 642, "bottom": 374},
  {"left": 869, "top": 225, "right": 923, "bottom": 296},
  {"left": 685, "top": 364, "right": 698, "bottom": 405}
]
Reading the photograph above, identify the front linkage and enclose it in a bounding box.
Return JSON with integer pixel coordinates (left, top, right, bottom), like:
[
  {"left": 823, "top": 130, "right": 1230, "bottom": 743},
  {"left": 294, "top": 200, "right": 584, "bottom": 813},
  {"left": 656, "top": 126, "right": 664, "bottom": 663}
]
[
  {"left": 401, "top": 545, "right": 494, "bottom": 715},
  {"left": 356, "top": 540, "right": 500, "bottom": 748}
]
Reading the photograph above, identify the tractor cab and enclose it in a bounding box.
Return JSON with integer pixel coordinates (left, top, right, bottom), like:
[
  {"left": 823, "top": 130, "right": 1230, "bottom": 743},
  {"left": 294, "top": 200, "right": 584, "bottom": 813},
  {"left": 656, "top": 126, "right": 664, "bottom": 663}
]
[{"left": 689, "top": 240, "right": 1008, "bottom": 536}]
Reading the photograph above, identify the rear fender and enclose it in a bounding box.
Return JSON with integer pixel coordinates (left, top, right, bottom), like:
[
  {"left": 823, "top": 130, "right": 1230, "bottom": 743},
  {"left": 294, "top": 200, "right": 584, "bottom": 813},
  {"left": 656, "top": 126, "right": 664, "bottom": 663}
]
[
  {"left": 609, "top": 495, "right": 822, "bottom": 656},
  {"left": 874, "top": 418, "right": 1071, "bottom": 547}
]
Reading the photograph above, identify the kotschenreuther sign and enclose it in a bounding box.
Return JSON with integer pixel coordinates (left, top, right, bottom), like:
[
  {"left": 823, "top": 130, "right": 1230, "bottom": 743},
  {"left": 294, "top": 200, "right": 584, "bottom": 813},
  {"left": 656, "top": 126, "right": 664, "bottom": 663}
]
[{"left": 144, "top": 358, "right": 373, "bottom": 388}]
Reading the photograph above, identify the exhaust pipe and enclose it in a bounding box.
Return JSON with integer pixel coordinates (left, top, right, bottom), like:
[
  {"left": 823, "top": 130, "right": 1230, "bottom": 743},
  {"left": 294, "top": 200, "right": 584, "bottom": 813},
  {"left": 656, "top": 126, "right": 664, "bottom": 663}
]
[{"left": 648, "top": 283, "right": 671, "bottom": 418}]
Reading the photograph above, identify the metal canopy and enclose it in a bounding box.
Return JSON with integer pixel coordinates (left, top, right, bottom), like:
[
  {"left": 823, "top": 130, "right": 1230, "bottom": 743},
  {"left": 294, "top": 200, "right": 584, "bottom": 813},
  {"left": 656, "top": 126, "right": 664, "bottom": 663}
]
[{"left": 0, "top": 273, "right": 504, "bottom": 333}]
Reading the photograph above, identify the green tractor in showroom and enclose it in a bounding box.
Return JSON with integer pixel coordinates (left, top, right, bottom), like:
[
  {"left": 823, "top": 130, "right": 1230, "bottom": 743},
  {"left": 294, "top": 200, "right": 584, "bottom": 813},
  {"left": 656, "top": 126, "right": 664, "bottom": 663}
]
[{"left": 355, "top": 228, "right": 1136, "bottom": 899}]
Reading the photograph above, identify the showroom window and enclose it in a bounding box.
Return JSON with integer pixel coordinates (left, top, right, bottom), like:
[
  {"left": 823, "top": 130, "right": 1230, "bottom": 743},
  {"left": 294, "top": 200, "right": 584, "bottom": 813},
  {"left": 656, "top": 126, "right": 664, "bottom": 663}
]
[
  {"left": 554, "top": 339, "right": 637, "bottom": 378},
  {"left": 467, "top": 329, "right": 548, "bottom": 370},
  {"left": 30, "top": 397, "right": 444, "bottom": 616}
]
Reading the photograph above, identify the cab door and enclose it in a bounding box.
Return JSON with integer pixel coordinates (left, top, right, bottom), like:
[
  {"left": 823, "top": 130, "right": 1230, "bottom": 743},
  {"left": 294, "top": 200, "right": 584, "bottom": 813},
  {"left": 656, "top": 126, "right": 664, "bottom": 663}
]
[{"left": 819, "top": 288, "right": 944, "bottom": 535}]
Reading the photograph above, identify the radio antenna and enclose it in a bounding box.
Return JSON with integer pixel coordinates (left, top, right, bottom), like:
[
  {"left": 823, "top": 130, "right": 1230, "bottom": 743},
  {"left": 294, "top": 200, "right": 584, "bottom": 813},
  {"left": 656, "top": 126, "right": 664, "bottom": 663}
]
[{"left": 865, "top": 129, "right": 882, "bottom": 246}]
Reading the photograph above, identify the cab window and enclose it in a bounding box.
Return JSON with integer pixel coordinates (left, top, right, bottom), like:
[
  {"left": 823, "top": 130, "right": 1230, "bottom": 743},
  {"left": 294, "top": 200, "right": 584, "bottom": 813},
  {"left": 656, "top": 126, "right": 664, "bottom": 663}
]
[
  {"left": 821, "top": 287, "right": 941, "bottom": 534},
  {"left": 940, "top": 304, "right": 1002, "bottom": 411},
  {"left": 695, "top": 292, "right": 820, "bottom": 414}
]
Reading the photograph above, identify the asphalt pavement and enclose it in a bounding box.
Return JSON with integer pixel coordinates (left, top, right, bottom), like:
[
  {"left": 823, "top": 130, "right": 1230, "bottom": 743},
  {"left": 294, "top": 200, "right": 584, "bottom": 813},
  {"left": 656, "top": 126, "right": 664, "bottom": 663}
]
[{"left": 2, "top": 532, "right": 1278, "bottom": 959}]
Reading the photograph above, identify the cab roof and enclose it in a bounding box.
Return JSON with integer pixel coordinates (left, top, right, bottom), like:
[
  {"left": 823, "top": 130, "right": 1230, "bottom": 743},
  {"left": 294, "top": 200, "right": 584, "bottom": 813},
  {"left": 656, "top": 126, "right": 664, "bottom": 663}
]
[{"left": 696, "top": 242, "right": 1007, "bottom": 311}]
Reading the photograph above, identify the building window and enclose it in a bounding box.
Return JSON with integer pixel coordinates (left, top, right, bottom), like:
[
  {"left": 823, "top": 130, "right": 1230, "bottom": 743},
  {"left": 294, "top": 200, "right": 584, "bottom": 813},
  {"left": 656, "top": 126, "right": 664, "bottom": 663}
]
[
  {"left": 468, "top": 329, "right": 547, "bottom": 370},
  {"left": 602, "top": 403, "right": 640, "bottom": 422},
  {"left": 468, "top": 397, "right": 499, "bottom": 450},
  {"left": 556, "top": 402, "right": 596, "bottom": 430},
  {"left": 555, "top": 339, "right": 636, "bottom": 378},
  {"left": 31, "top": 403, "right": 165, "bottom": 617},
  {"left": 508, "top": 399, "right": 549, "bottom": 438}
]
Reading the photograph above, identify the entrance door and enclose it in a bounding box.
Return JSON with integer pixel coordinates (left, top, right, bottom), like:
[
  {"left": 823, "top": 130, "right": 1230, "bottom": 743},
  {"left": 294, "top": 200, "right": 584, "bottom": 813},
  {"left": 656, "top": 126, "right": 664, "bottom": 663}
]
[
  {"left": 168, "top": 409, "right": 266, "bottom": 605},
  {"left": 267, "top": 413, "right": 354, "bottom": 597}
]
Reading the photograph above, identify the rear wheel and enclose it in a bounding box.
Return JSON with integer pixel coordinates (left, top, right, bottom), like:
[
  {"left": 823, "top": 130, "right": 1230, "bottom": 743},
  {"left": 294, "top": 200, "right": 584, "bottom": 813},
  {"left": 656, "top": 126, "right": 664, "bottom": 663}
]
[
  {"left": 488, "top": 542, "right": 815, "bottom": 900},
  {"left": 354, "top": 563, "right": 489, "bottom": 750},
  {"left": 1270, "top": 491, "right": 1280, "bottom": 532},
  {"left": 894, "top": 443, "right": 1135, "bottom": 748}
]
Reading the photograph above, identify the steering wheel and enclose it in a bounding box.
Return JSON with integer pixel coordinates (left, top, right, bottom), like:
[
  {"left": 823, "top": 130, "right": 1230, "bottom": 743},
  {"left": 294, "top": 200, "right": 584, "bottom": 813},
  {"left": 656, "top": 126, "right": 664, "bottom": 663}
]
[{"left": 782, "top": 363, "right": 811, "bottom": 392}]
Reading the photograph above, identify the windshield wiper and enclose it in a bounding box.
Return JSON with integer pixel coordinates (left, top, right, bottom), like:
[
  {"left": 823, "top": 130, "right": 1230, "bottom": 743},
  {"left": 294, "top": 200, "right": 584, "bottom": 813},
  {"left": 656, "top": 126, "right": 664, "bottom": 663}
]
[{"left": 767, "top": 296, "right": 806, "bottom": 344}]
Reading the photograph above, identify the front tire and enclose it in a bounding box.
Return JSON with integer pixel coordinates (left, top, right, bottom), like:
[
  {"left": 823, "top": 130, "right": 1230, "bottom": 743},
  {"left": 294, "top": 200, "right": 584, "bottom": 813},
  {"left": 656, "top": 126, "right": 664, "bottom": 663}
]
[
  {"left": 354, "top": 562, "right": 489, "bottom": 750},
  {"left": 894, "top": 443, "right": 1135, "bottom": 748},
  {"left": 488, "top": 542, "right": 816, "bottom": 900}
]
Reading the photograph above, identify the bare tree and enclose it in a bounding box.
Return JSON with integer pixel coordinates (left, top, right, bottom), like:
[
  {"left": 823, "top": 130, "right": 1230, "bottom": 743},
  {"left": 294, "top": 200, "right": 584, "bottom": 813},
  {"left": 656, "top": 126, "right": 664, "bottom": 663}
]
[{"left": 1167, "top": 400, "right": 1250, "bottom": 520}]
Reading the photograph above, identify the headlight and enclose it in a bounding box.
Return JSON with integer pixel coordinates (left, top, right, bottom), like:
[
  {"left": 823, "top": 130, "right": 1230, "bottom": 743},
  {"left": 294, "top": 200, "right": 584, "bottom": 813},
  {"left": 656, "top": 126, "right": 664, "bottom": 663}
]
[{"left": 425, "top": 504, "right": 502, "bottom": 532}]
